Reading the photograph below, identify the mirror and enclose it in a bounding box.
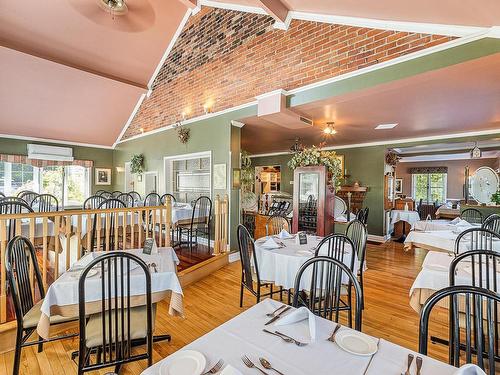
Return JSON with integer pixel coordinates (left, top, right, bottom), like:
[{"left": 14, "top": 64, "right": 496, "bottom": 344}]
[
  {"left": 470, "top": 166, "right": 499, "bottom": 204},
  {"left": 298, "top": 172, "right": 319, "bottom": 232}
]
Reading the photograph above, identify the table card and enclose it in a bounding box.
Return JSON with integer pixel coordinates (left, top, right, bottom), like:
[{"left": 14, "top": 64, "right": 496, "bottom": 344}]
[
  {"left": 143, "top": 237, "right": 158, "bottom": 255},
  {"left": 297, "top": 232, "right": 308, "bottom": 245}
]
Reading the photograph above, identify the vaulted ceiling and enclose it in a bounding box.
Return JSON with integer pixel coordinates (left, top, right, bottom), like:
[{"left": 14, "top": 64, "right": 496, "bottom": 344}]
[{"left": 1, "top": 0, "right": 499, "bottom": 148}]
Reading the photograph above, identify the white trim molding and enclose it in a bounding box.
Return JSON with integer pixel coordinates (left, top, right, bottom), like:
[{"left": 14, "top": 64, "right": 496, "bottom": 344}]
[
  {"left": 113, "top": 92, "right": 147, "bottom": 148},
  {"left": 231, "top": 120, "right": 245, "bottom": 128},
  {"left": 0, "top": 133, "right": 114, "bottom": 150},
  {"left": 229, "top": 251, "right": 240, "bottom": 262}
]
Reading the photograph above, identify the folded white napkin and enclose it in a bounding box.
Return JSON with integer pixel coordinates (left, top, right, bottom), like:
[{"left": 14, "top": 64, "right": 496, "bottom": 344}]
[
  {"left": 454, "top": 364, "right": 486, "bottom": 375},
  {"left": 261, "top": 237, "right": 281, "bottom": 249},
  {"left": 274, "top": 306, "right": 316, "bottom": 342},
  {"left": 278, "top": 229, "right": 293, "bottom": 239},
  {"left": 451, "top": 217, "right": 461, "bottom": 224},
  {"left": 335, "top": 215, "right": 347, "bottom": 222},
  {"left": 220, "top": 365, "right": 243, "bottom": 375}
]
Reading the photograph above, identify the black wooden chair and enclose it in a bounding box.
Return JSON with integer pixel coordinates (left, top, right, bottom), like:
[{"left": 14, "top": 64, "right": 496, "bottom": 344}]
[
  {"left": 160, "top": 193, "right": 176, "bottom": 205},
  {"left": 265, "top": 215, "right": 289, "bottom": 236},
  {"left": 419, "top": 285, "right": 500, "bottom": 374},
  {"left": 94, "top": 190, "right": 106, "bottom": 196},
  {"left": 0, "top": 191, "right": 5, "bottom": 198},
  {"left": 17, "top": 191, "right": 39, "bottom": 205},
  {"left": 176, "top": 196, "right": 212, "bottom": 253},
  {"left": 111, "top": 190, "right": 122, "bottom": 198},
  {"left": 89, "top": 199, "right": 126, "bottom": 252},
  {"left": 346, "top": 219, "right": 368, "bottom": 308},
  {"left": 6, "top": 236, "right": 77, "bottom": 375},
  {"left": 128, "top": 191, "right": 142, "bottom": 202},
  {"left": 237, "top": 224, "right": 281, "bottom": 307},
  {"left": 100, "top": 191, "right": 113, "bottom": 199},
  {"left": 417, "top": 199, "right": 438, "bottom": 220},
  {"left": 455, "top": 228, "right": 500, "bottom": 255},
  {"left": 482, "top": 214, "right": 500, "bottom": 235},
  {"left": 31, "top": 193, "right": 59, "bottom": 212},
  {"left": 77, "top": 251, "right": 153, "bottom": 374},
  {"left": 117, "top": 192, "right": 135, "bottom": 207},
  {"left": 0, "top": 200, "right": 33, "bottom": 242},
  {"left": 292, "top": 256, "right": 363, "bottom": 330},
  {"left": 143, "top": 192, "right": 161, "bottom": 207},
  {"left": 83, "top": 195, "right": 106, "bottom": 210},
  {"left": 461, "top": 208, "right": 483, "bottom": 224}
]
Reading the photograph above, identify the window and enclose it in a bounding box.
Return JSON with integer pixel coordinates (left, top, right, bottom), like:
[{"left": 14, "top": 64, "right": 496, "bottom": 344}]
[
  {"left": 412, "top": 173, "right": 447, "bottom": 204},
  {"left": 0, "top": 162, "right": 90, "bottom": 207}
]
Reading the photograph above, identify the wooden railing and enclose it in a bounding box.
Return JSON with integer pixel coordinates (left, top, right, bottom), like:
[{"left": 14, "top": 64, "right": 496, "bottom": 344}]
[{"left": 0, "top": 196, "right": 229, "bottom": 324}]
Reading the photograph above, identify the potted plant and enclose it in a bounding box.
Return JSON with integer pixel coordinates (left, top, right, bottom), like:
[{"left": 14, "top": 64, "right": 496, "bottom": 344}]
[
  {"left": 288, "top": 145, "right": 343, "bottom": 189},
  {"left": 492, "top": 190, "right": 500, "bottom": 205}
]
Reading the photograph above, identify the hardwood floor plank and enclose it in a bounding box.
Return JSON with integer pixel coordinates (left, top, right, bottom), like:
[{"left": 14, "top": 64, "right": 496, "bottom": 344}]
[{"left": 0, "top": 241, "right": 455, "bottom": 374}]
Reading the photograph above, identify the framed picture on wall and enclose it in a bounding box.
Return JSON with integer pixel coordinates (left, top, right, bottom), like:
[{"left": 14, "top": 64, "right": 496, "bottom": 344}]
[
  {"left": 213, "top": 163, "right": 227, "bottom": 190},
  {"left": 395, "top": 178, "right": 403, "bottom": 194},
  {"left": 335, "top": 155, "right": 345, "bottom": 177},
  {"left": 95, "top": 168, "right": 112, "bottom": 186}
]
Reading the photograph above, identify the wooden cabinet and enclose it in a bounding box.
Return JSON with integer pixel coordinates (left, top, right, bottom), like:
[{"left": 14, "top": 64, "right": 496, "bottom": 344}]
[{"left": 292, "top": 166, "right": 334, "bottom": 236}]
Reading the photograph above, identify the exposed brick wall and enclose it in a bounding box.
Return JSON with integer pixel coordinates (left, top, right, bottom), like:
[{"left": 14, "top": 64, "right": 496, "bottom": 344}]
[{"left": 123, "top": 8, "right": 454, "bottom": 140}]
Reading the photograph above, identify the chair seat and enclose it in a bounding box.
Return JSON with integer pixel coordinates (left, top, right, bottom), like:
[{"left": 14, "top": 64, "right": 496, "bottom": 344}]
[
  {"left": 85, "top": 305, "right": 155, "bottom": 348},
  {"left": 23, "top": 299, "right": 76, "bottom": 329}
]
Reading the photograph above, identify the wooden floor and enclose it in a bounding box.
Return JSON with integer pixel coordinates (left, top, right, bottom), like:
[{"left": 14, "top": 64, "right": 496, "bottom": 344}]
[{"left": 0, "top": 241, "right": 452, "bottom": 374}]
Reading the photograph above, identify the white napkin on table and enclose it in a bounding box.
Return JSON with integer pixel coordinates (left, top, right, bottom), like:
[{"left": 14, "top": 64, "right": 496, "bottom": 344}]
[
  {"left": 277, "top": 229, "right": 293, "bottom": 239},
  {"left": 220, "top": 365, "right": 243, "bottom": 375},
  {"left": 274, "top": 306, "right": 316, "bottom": 342},
  {"left": 261, "top": 237, "right": 281, "bottom": 249},
  {"left": 454, "top": 364, "right": 486, "bottom": 375},
  {"left": 335, "top": 215, "right": 347, "bottom": 222},
  {"left": 451, "top": 217, "right": 461, "bottom": 224}
]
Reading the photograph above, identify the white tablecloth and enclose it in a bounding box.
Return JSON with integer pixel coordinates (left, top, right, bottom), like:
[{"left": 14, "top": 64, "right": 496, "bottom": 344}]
[
  {"left": 390, "top": 210, "right": 421, "bottom": 226},
  {"left": 141, "top": 299, "right": 457, "bottom": 375},
  {"left": 38, "top": 247, "right": 183, "bottom": 339},
  {"left": 254, "top": 235, "right": 359, "bottom": 290},
  {"left": 405, "top": 230, "right": 500, "bottom": 254},
  {"left": 412, "top": 220, "right": 478, "bottom": 232}
]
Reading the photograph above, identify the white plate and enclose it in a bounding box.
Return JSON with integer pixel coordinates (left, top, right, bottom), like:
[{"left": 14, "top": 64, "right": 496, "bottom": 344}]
[
  {"left": 68, "top": 269, "right": 98, "bottom": 279},
  {"left": 161, "top": 350, "right": 206, "bottom": 375},
  {"left": 335, "top": 330, "right": 378, "bottom": 356}
]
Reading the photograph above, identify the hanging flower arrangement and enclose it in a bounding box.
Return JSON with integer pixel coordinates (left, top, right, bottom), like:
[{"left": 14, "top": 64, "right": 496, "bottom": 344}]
[
  {"left": 288, "top": 145, "right": 343, "bottom": 188},
  {"left": 130, "top": 154, "right": 144, "bottom": 174},
  {"left": 175, "top": 121, "right": 190, "bottom": 144}
]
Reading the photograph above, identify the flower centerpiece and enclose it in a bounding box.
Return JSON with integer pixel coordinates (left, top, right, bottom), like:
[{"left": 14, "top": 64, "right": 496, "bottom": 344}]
[{"left": 288, "top": 145, "right": 343, "bottom": 188}]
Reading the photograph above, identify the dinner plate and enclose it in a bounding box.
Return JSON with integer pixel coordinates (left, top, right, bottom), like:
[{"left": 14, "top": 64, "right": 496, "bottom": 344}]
[
  {"left": 334, "top": 330, "right": 378, "bottom": 356},
  {"left": 68, "top": 269, "right": 98, "bottom": 279},
  {"left": 160, "top": 350, "right": 206, "bottom": 375}
]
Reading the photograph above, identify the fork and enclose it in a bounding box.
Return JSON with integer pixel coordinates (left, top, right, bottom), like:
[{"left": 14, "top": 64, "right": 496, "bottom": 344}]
[
  {"left": 327, "top": 324, "right": 341, "bottom": 342},
  {"left": 262, "top": 329, "right": 294, "bottom": 344},
  {"left": 241, "top": 355, "right": 269, "bottom": 374},
  {"left": 274, "top": 331, "right": 308, "bottom": 346},
  {"left": 266, "top": 305, "right": 286, "bottom": 317},
  {"left": 202, "top": 359, "right": 224, "bottom": 375}
]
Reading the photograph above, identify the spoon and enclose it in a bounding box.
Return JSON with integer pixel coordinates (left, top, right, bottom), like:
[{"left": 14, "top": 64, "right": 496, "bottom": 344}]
[
  {"left": 259, "top": 357, "right": 285, "bottom": 375},
  {"left": 151, "top": 262, "right": 158, "bottom": 273}
]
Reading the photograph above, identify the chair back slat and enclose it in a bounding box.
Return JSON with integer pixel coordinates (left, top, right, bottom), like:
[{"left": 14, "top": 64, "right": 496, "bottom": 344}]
[
  {"left": 419, "top": 285, "right": 500, "bottom": 374},
  {"left": 31, "top": 194, "right": 58, "bottom": 212},
  {"left": 17, "top": 191, "right": 39, "bottom": 205},
  {"left": 265, "top": 215, "right": 289, "bottom": 236},
  {"left": 482, "top": 214, "right": 500, "bottom": 236},
  {"left": 237, "top": 224, "right": 259, "bottom": 292},
  {"left": 128, "top": 191, "right": 142, "bottom": 202},
  {"left": 143, "top": 193, "right": 161, "bottom": 207},
  {"left": 5, "top": 236, "right": 44, "bottom": 322},
  {"left": 192, "top": 196, "right": 212, "bottom": 225},
  {"left": 0, "top": 200, "right": 34, "bottom": 242},
  {"left": 292, "top": 256, "right": 362, "bottom": 329},
  {"left": 346, "top": 219, "right": 368, "bottom": 267},
  {"left": 90, "top": 199, "right": 126, "bottom": 252},
  {"left": 160, "top": 193, "right": 176, "bottom": 205},
  {"left": 117, "top": 193, "right": 135, "bottom": 208},
  {"left": 314, "top": 234, "right": 356, "bottom": 271},
  {"left": 83, "top": 195, "right": 106, "bottom": 210},
  {"left": 461, "top": 208, "right": 483, "bottom": 224},
  {"left": 78, "top": 251, "right": 152, "bottom": 372},
  {"left": 455, "top": 228, "right": 500, "bottom": 255}
]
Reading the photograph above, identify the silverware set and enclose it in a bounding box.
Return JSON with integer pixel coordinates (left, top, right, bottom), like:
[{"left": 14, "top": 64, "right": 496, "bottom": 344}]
[
  {"left": 262, "top": 329, "right": 307, "bottom": 346},
  {"left": 401, "top": 353, "right": 423, "bottom": 375},
  {"left": 266, "top": 305, "right": 287, "bottom": 317},
  {"left": 202, "top": 359, "right": 224, "bottom": 374},
  {"left": 147, "top": 262, "right": 158, "bottom": 273},
  {"left": 327, "top": 323, "right": 341, "bottom": 342},
  {"left": 242, "top": 355, "right": 269, "bottom": 374},
  {"left": 264, "top": 306, "right": 291, "bottom": 325}
]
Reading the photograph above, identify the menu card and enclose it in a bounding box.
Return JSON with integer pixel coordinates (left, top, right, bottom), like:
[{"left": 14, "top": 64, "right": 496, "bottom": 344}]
[{"left": 143, "top": 237, "right": 158, "bottom": 255}]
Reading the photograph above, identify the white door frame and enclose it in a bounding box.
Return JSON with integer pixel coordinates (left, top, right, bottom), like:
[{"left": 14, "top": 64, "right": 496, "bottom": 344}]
[{"left": 144, "top": 171, "right": 158, "bottom": 194}]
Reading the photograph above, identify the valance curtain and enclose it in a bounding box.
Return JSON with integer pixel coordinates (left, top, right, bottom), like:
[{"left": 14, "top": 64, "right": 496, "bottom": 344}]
[
  {"left": 408, "top": 166, "right": 448, "bottom": 174},
  {"left": 0, "top": 154, "right": 94, "bottom": 168}
]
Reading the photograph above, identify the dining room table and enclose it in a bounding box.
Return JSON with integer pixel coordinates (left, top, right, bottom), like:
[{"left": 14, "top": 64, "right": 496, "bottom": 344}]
[
  {"left": 37, "top": 247, "right": 184, "bottom": 340},
  {"left": 409, "top": 250, "right": 500, "bottom": 313},
  {"left": 141, "top": 298, "right": 459, "bottom": 375},
  {"left": 411, "top": 219, "right": 478, "bottom": 232},
  {"left": 253, "top": 234, "right": 360, "bottom": 289},
  {"left": 390, "top": 210, "right": 421, "bottom": 242}
]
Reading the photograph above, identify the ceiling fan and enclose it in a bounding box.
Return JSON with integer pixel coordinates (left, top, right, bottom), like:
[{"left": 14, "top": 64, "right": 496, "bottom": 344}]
[{"left": 68, "top": 0, "right": 155, "bottom": 32}]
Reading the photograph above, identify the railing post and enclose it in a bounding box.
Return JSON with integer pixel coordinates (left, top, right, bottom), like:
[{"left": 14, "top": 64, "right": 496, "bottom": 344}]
[
  {"left": 222, "top": 194, "right": 229, "bottom": 253},
  {"left": 165, "top": 196, "right": 172, "bottom": 247}
]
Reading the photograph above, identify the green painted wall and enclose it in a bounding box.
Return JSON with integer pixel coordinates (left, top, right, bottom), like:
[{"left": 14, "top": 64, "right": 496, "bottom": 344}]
[
  {"left": 0, "top": 137, "right": 114, "bottom": 193},
  {"left": 251, "top": 146, "right": 386, "bottom": 236},
  {"left": 113, "top": 106, "right": 257, "bottom": 250}
]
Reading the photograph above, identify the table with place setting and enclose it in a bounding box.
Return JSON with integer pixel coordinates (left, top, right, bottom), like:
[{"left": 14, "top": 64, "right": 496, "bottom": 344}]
[
  {"left": 411, "top": 218, "right": 479, "bottom": 232},
  {"left": 141, "top": 299, "right": 459, "bottom": 375},
  {"left": 253, "top": 233, "right": 359, "bottom": 289},
  {"left": 36, "top": 247, "right": 184, "bottom": 340},
  {"left": 409, "top": 251, "right": 500, "bottom": 313}
]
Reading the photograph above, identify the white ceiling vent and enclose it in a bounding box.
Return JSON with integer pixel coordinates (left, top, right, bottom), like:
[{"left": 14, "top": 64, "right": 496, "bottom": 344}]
[
  {"left": 256, "top": 90, "right": 313, "bottom": 129},
  {"left": 27, "top": 144, "right": 74, "bottom": 162}
]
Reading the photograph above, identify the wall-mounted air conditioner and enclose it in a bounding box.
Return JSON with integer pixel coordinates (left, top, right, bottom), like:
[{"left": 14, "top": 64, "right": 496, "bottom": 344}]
[{"left": 27, "top": 144, "right": 74, "bottom": 162}]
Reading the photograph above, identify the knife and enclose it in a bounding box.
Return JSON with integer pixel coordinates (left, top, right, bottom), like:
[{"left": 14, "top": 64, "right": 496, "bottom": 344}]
[{"left": 265, "top": 306, "right": 291, "bottom": 325}]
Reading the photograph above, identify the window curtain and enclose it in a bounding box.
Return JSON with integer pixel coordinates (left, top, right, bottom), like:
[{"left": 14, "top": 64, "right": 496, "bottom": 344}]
[
  {"left": 0, "top": 154, "right": 94, "bottom": 168},
  {"left": 408, "top": 166, "right": 448, "bottom": 174}
]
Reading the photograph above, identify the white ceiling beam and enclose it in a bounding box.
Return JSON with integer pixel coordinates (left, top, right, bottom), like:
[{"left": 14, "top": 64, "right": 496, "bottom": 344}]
[{"left": 255, "top": 0, "right": 290, "bottom": 29}]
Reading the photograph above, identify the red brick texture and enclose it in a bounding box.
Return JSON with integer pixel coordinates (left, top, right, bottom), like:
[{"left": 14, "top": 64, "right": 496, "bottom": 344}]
[{"left": 123, "top": 8, "right": 454, "bottom": 140}]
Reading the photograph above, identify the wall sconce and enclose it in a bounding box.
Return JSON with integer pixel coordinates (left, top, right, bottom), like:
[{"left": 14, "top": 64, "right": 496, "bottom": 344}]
[
  {"left": 140, "top": 127, "right": 144, "bottom": 134},
  {"left": 181, "top": 111, "right": 187, "bottom": 120}
]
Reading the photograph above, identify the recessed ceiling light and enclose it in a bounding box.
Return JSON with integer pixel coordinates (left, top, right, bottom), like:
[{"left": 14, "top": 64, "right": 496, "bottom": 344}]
[{"left": 375, "top": 123, "right": 398, "bottom": 130}]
